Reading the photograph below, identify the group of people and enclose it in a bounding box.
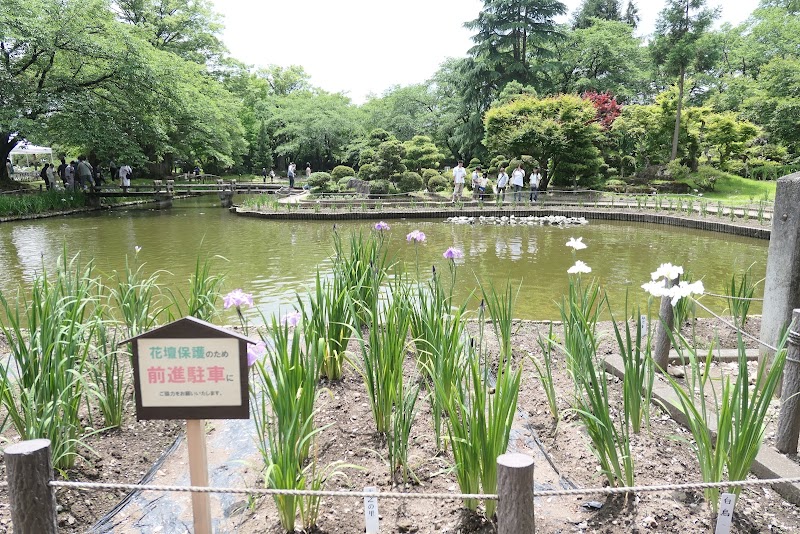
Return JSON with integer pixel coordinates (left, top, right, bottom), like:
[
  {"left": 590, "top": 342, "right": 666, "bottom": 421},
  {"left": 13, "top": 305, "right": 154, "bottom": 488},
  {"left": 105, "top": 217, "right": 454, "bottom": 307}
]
[
  {"left": 36, "top": 157, "right": 132, "bottom": 191},
  {"left": 286, "top": 162, "right": 312, "bottom": 189},
  {"left": 452, "top": 160, "right": 542, "bottom": 203}
]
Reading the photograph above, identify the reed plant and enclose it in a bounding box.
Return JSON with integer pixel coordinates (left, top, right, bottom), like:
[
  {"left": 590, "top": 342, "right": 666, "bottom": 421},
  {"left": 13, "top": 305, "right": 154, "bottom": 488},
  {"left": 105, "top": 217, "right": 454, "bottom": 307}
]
[
  {"left": 410, "top": 267, "right": 467, "bottom": 452},
  {"left": 87, "top": 317, "right": 128, "bottom": 429},
  {"left": 530, "top": 323, "right": 559, "bottom": 423},
  {"left": 479, "top": 280, "right": 519, "bottom": 363},
  {"left": 251, "top": 316, "right": 328, "bottom": 531},
  {"left": 559, "top": 276, "right": 603, "bottom": 396},
  {"left": 300, "top": 271, "right": 352, "bottom": 380},
  {"left": 332, "top": 230, "right": 390, "bottom": 323},
  {"left": 0, "top": 190, "right": 86, "bottom": 216},
  {"left": 352, "top": 278, "right": 412, "bottom": 435},
  {"left": 726, "top": 263, "right": 760, "bottom": 327},
  {"left": 167, "top": 255, "right": 226, "bottom": 322},
  {"left": 0, "top": 251, "right": 99, "bottom": 470},
  {"left": 562, "top": 284, "right": 634, "bottom": 488},
  {"left": 440, "top": 309, "right": 521, "bottom": 518},
  {"left": 665, "top": 331, "right": 788, "bottom": 512},
  {"left": 608, "top": 295, "right": 653, "bottom": 434},
  {"left": 388, "top": 382, "right": 420, "bottom": 484},
  {"left": 109, "top": 249, "right": 164, "bottom": 340}
]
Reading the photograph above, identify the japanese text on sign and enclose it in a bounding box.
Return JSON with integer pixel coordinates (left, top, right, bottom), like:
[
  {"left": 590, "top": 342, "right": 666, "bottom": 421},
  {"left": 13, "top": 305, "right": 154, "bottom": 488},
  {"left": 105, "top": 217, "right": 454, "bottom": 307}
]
[{"left": 137, "top": 338, "right": 241, "bottom": 408}]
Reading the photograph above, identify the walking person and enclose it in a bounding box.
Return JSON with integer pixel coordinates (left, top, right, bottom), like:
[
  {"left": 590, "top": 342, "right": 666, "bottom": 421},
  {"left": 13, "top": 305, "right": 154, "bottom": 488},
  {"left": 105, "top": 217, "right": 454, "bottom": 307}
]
[
  {"left": 451, "top": 160, "right": 466, "bottom": 202},
  {"left": 496, "top": 167, "right": 509, "bottom": 202},
  {"left": 57, "top": 157, "right": 67, "bottom": 187},
  {"left": 478, "top": 172, "right": 489, "bottom": 201},
  {"left": 288, "top": 162, "right": 296, "bottom": 188},
  {"left": 269, "top": 167, "right": 275, "bottom": 183},
  {"left": 305, "top": 162, "right": 312, "bottom": 181},
  {"left": 76, "top": 156, "right": 93, "bottom": 191},
  {"left": 40, "top": 163, "right": 51, "bottom": 190},
  {"left": 471, "top": 166, "right": 482, "bottom": 200},
  {"left": 119, "top": 164, "right": 132, "bottom": 192},
  {"left": 511, "top": 162, "right": 525, "bottom": 202},
  {"left": 45, "top": 163, "right": 56, "bottom": 190},
  {"left": 262, "top": 167, "right": 267, "bottom": 183},
  {"left": 529, "top": 167, "right": 542, "bottom": 202},
  {"left": 65, "top": 161, "right": 76, "bottom": 190}
]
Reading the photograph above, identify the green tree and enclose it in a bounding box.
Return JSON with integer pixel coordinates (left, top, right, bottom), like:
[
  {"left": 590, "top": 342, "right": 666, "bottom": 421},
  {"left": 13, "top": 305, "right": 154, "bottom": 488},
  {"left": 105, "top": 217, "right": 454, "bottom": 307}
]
[
  {"left": 484, "top": 94, "right": 604, "bottom": 189},
  {"left": 402, "top": 136, "right": 444, "bottom": 173},
  {"left": 572, "top": 0, "right": 622, "bottom": 29},
  {"left": 361, "top": 84, "right": 438, "bottom": 141},
  {"left": 650, "top": 0, "right": 719, "bottom": 161},
  {"left": 0, "top": 0, "right": 129, "bottom": 182},
  {"left": 743, "top": 57, "right": 800, "bottom": 154},
  {"left": 703, "top": 112, "right": 760, "bottom": 169},
  {"left": 623, "top": 1, "right": 640, "bottom": 27},
  {"left": 374, "top": 138, "right": 407, "bottom": 183}
]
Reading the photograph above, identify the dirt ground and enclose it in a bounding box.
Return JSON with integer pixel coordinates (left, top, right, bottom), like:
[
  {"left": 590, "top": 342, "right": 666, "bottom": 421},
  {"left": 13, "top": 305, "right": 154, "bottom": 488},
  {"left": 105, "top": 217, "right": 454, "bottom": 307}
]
[{"left": 2, "top": 315, "right": 799, "bottom": 533}]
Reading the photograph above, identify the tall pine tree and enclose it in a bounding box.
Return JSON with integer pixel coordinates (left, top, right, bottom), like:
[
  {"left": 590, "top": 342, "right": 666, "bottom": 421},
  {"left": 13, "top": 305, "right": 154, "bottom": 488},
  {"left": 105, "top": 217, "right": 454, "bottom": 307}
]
[
  {"left": 573, "top": 0, "right": 622, "bottom": 29},
  {"left": 651, "top": 0, "right": 718, "bottom": 160}
]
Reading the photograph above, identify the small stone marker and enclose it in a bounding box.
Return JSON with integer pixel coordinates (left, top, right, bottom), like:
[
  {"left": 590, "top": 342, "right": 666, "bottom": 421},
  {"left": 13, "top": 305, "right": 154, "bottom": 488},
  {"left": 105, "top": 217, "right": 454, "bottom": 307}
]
[
  {"left": 714, "top": 493, "right": 736, "bottom": 534},
  {"left": 640, "top": 314, "right": 648, "bottom": 336},
  {"left": 364, "top": 486, "right": 379, "bottom": 533}
]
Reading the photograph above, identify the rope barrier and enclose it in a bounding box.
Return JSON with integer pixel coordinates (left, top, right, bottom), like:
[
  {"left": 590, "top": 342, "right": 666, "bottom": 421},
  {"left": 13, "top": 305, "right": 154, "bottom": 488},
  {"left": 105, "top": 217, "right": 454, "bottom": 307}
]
[
  {"left": 690, "top": 297, "right": 779, "bottom": 353},
  {"left": 700, "top": 291, "right": 764, "bottom": 302},
  {"left": 47, "top": 476, "right": 800, "bottom": 499},
  {"left": 48, "top": 481, "right": 496, "bottom": 500}
]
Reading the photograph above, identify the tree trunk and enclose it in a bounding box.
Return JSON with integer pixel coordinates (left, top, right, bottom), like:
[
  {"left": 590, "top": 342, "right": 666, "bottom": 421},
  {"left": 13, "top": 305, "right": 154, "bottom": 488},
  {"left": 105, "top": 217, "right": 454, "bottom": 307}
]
[
  {"left": 0, "top": 132, "right": 21, "bottom": 185},
  {"left": 670, "top": 66, "right": 686, "bottom": 162}
]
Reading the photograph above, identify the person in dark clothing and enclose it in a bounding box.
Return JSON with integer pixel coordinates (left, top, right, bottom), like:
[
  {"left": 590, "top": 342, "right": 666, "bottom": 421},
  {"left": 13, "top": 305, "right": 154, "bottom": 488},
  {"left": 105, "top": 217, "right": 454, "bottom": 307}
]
[{"left": 57, "top": 158, "right": 67, "bottom": 187}]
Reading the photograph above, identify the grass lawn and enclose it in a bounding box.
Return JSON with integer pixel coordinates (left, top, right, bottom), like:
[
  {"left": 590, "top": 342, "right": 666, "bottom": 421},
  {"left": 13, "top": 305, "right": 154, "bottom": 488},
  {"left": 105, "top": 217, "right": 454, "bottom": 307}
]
[{"left": 686, "top": 167, "right": 777, "bottom": 204}]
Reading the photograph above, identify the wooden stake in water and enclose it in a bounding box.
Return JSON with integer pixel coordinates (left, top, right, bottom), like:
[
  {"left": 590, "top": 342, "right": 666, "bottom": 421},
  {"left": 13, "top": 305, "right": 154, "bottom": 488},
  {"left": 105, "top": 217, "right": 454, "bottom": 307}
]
[
  {"left": 714, "top": 493, "right": 736, "bottom": 534},
  {"left": 364, "top": 486, "right": 379, "bottom": 534},
  {"left": 187, "top": 419, "right": 212, "bottom": 534}
]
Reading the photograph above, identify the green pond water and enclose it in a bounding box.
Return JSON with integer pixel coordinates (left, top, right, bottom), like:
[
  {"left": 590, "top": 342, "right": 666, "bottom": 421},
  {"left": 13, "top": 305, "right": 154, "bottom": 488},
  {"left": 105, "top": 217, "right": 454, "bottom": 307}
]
[{"left": 0, "top": 196, "right": 766, "bottom": 322}]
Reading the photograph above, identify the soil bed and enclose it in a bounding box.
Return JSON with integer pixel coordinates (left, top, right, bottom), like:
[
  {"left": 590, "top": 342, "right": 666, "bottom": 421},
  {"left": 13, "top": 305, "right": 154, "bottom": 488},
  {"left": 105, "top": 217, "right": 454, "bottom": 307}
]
[{"left": 2, "top": 315, "right": 799, "bottom": 533}]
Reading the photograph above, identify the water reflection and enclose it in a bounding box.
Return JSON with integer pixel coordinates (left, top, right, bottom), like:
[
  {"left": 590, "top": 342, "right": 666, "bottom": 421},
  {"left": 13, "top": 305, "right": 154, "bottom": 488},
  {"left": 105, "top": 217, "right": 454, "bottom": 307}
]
[{"left": 0, "top": 197, "right": 768, "bottom": 321}]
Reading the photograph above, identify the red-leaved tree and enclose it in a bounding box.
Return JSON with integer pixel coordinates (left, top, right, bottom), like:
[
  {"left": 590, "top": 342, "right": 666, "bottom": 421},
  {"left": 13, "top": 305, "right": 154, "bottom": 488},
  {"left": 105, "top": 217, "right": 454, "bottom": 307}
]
[{"left": 582, "top": 91, "right": 622, "bottom": 130}]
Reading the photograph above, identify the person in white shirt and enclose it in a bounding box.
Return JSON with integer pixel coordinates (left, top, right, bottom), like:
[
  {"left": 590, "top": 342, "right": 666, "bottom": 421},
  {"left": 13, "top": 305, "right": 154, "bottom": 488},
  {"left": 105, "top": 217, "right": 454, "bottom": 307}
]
[
  {"left": 478, "top": 173, "right": 489, "bottom": 201},
  {"left": 496, "top": 169, "right": 509, "bottom": 202},
  {"left": 511, "top": 163, "right": 525, "bottom": 202},
  {"left": 452, "top": 160, "right": 467, "bottom": 202},
  {"left": 529, "top": 168, "right": 542, "bottom": 201},
  {"left": 119, "top": 164, "right": 132, "bottom": 191},
  {"left": 471, "top": 166, "right": 482, "bottom": 200}
]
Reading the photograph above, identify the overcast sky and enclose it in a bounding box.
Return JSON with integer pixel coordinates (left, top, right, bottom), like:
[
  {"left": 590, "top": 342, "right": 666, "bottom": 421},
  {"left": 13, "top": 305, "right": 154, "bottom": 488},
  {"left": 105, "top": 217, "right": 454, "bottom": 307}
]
[{"left": 212, "top": 0, "right": 761, "bottom": 104}]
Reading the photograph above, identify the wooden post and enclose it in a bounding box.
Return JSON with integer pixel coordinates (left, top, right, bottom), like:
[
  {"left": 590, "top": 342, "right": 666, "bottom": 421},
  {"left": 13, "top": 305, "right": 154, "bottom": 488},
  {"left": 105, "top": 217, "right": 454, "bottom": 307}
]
[
  {"left": 496, "top": 453, "right": 535, "bottom": 534},
  {"left": 4, "top": 439, "right": 58, "bottom": 533},
  {"left": 186, "top": 419, "right": 212, "bottom": 534},
  {"left": 776, "top": 310, "right": 800, "bottom": 453},
  {"left": 653, "top": 277, "right": 679, "bottom": 373}
]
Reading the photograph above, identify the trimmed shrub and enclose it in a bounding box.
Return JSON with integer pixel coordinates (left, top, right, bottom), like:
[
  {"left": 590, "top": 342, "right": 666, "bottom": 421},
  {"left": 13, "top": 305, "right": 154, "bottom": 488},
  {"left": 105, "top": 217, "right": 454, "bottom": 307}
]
[
  {"left": 603, "top": 179, "right": 627, "bottom": 192},
  {"left": 331, "top": 165, "right": 355, "bottom": 181},
  {"left": 427, "top": 174, "right": 448, "bottom": 192},
  {"left": 369, "top": 179, "right": 390, "bottom": 195},
  {"left": 421, "top": 168, "right": 440, "bottom": 182},
  {"left": 358, "top": 163, "right": 378, "bottom": 181},
  {"left": 307, "top": 172, "right": 333, "bottom": 192},
  {"left": 398, "top": 171, "right": 423, "bottom": 193}
]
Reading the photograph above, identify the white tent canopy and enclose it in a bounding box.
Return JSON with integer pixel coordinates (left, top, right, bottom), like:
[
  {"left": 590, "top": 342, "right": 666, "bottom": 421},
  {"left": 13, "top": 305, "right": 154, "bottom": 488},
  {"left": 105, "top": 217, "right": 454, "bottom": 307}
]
[{"left": 10, "top": 143, "right": 53, "bottom": 156}]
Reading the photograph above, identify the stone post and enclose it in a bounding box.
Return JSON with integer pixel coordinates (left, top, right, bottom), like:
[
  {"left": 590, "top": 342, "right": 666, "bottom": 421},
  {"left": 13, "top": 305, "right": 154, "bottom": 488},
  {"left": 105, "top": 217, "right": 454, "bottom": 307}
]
[
  {"left": 496, "top": 453, "right": 535, "bottom": 534},
  {"left": 776, "top": 310, "right": 800, "bottom": 453},
  {"left": 760, "top": 173, "right": 800, "bottom": 389},
  {"left": 653, "top": 277, "right": 679, "bottom": 373},
  {"left": 4, "top": 439, "right": 58, "bottom": 533}
]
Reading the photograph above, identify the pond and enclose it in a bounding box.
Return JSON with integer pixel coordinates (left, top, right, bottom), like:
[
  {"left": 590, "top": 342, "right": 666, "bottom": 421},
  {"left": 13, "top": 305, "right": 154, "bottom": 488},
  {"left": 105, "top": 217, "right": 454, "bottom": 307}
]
[{"left": 0, "top": 196, "right": 766, "bottom": 321}]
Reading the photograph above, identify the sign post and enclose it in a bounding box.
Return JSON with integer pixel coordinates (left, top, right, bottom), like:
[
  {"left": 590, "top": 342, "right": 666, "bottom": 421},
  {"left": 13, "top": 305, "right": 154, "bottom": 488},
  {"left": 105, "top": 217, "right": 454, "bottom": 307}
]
[{"left": 123, "top": 316, "right": 255, "bottom": 534}]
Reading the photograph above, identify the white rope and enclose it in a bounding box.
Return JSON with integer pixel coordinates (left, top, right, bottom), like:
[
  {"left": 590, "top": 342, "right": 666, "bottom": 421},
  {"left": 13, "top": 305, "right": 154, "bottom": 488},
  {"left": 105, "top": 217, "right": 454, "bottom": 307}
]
[
  {"left": 534, "top": 476, "right": 800, "bottom": 497},
  {"left": 690, "top": 297, "right": 779, "bottom": 352},
  {"left": 47, "top": 476, "right": 800, "bottom": 499},
  {"left": 701, "top": 291, "right": 764, "bottom": 302},
  {"left": 48, "top": 481, "right": 496, "bottom": 500}
]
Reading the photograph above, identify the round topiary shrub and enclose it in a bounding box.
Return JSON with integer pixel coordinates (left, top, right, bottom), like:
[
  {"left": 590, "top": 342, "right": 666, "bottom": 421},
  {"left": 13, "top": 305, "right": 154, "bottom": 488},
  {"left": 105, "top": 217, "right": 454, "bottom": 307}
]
[
  {"left": 369, "top": 179, "right": 390, "bottom": 196},
  {"left": 421, "top": 168, "right": 440, "bottom": 182},
  {"left": 338, "top": 177, "right": 353, "bottom": 191},
  {"left": 307, "top": 171, "right": 332, "bottom": 192},
  {"left": 358, "top": 163, "right": 378, "bottom": 181},
  {"left": 427, "top": 174, "right": 448, "bottom": 192},
  {"left": 398, "top": 171, "right": 423, "bottom": 193},
  {"left": 331, "top": 165, "right": 355, "bottom": 181}
]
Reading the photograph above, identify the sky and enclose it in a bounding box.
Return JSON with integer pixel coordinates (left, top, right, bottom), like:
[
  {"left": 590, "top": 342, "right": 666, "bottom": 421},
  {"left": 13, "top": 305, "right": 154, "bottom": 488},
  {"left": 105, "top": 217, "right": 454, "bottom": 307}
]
[{"left": 212, "top": 0, "right": 761, "bottom": 104}]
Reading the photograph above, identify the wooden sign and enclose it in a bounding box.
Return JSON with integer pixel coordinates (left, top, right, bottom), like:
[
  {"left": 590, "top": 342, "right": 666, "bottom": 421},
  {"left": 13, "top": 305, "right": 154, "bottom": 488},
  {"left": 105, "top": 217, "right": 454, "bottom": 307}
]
[{"left": 124, "top": 316, "right": 254, "bottom": 420}]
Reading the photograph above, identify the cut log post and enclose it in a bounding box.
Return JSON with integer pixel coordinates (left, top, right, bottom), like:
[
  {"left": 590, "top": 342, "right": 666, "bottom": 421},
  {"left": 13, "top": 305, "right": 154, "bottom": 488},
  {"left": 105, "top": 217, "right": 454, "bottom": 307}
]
[
  {"left": 4, "top": 439, "right": 58, "bottom": 533},
  {"left": 653, "top": 277, "right": 679, "bottom": 373},
  {"left": 186, "top": 419, "right": 212, "bottom": 534},
  {"left": 776, "top": 310, "right": 800, "bottom": 453},
  {"left": 497, "top": 453, "right": 535, "bottom": 534}
]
